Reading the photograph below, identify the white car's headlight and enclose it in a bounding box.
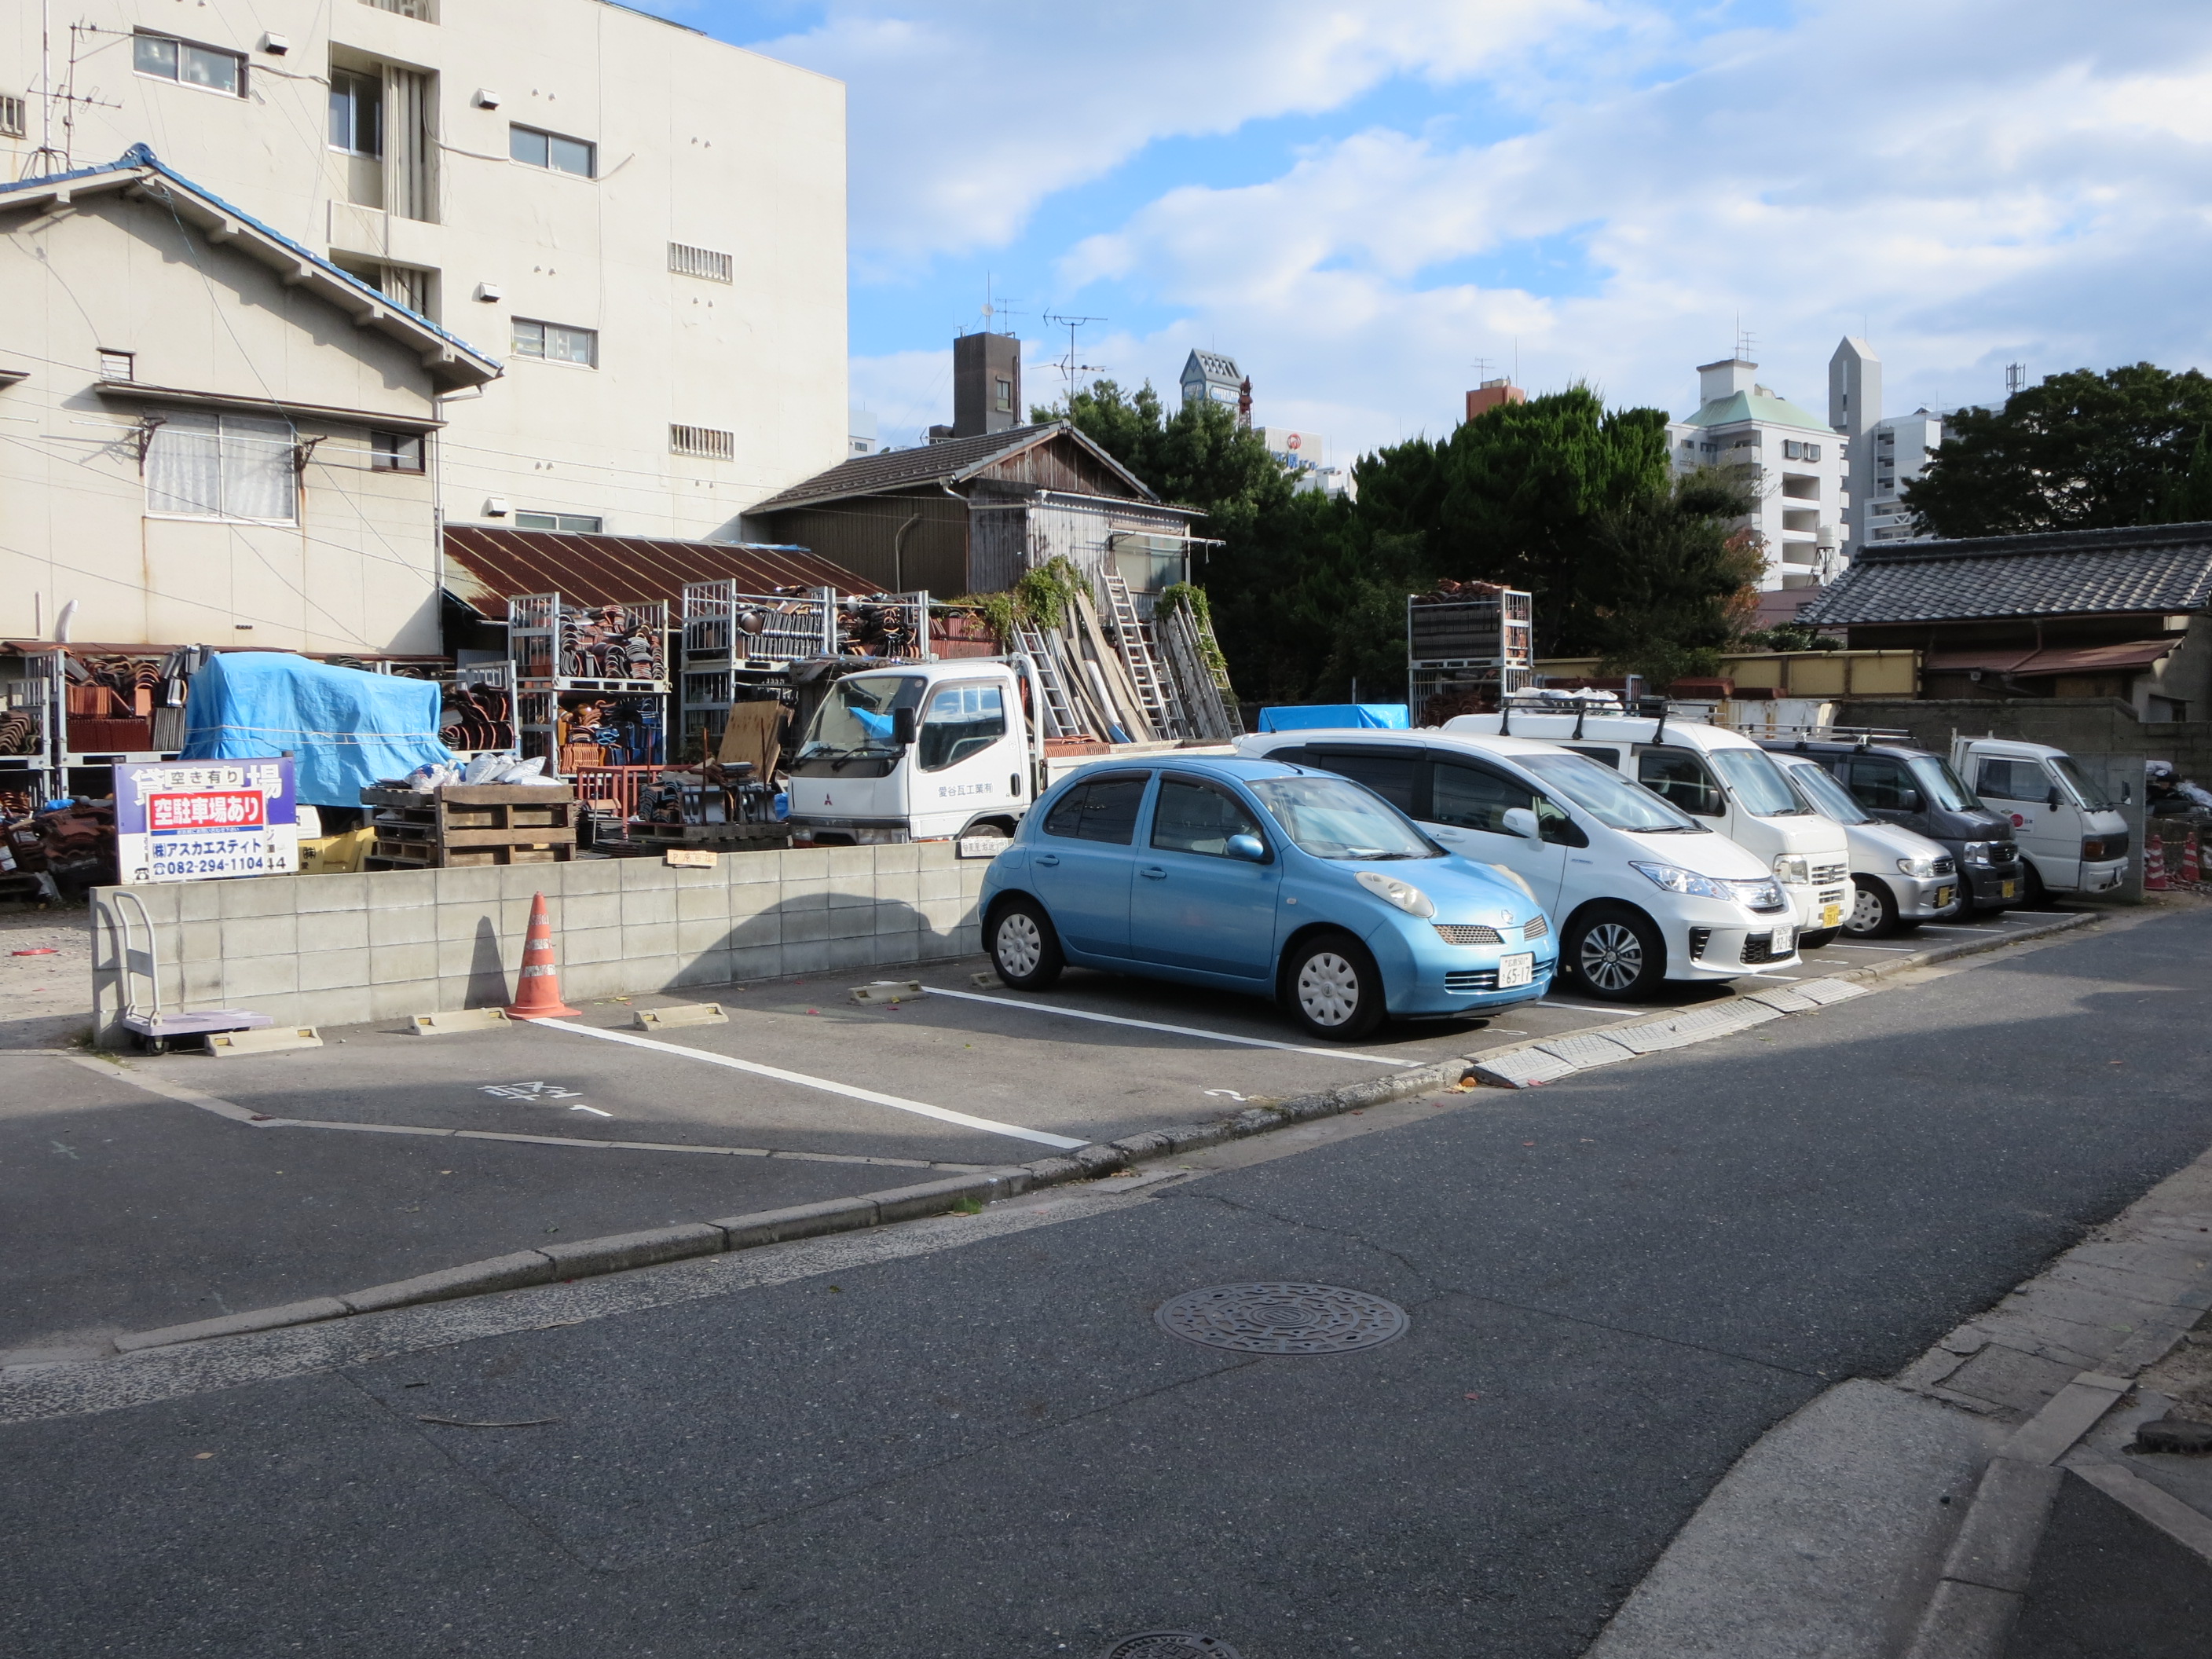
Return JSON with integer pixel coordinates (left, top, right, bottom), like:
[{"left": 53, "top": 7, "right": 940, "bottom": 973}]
[
  {"left": 1897, "top": 855, "right": 1942, "bottom": 877},
  {"left": 1356, "top": 870, "right": 1437, "bottom": 917},
  {"left": 1631, "top": 861, "right": 1737, "bottom": 902},
  {"left": 1773, "top": 855, "right": 1811, "bottom": 885}
]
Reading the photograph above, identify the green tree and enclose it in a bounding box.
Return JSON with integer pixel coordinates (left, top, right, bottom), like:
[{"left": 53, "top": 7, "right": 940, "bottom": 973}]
[
  {"left": 1580, "top": 467, "right": 1764, "bottom": 684},
  {"left": 1903, "top": 363, "right": 2212, "bottom": 537}
]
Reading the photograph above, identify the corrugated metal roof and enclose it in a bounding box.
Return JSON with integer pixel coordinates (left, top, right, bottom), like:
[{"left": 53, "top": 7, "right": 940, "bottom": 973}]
[
  {"left": 1803, "top": 522, "right": 2212, "bottom": 625},
  {"left": 748, "top": 421, "right": 1159, "bottom": 514},
  {"left": 442, "top": 526, "right": 881, "bottom": 616}
]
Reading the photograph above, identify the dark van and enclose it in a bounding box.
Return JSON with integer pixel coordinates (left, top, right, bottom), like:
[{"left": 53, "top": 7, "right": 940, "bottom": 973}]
[{"left": 1757, "top": 737, "right": 2024, "bottom": 914}]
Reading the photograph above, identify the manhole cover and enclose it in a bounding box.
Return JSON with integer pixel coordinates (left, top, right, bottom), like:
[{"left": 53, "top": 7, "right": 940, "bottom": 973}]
[
  {"left": 1100, "top": 1635, "right": 1241, "bottom": 1659},
  {"left": 1154, "top": 1283, "right": 1408, "bottom": 1354}
]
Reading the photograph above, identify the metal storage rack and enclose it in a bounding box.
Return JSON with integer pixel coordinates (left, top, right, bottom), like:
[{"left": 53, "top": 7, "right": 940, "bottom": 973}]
[
  {"left": 676, "top": 582, "right": 931, "bottom": 756},
  {"left": 507, "top": 593, "right": 672, "bottom": 773},
  {"left": 1407, "top": 584, "right": 1534, "bottom": 722}
]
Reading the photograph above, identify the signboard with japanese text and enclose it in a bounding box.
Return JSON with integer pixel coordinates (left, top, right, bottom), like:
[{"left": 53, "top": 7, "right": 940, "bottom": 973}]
[{"left": 115, "top": 758, "right": 298, "bottom": 884}]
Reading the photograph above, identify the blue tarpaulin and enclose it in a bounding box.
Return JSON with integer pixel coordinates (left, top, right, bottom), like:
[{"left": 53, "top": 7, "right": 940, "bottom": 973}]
[
  {"left": 179, "top": 654, "right": 455, "bottom": 807},
  {"left": 1255, "top": 703, "right": 1412, "bottom": 733}
]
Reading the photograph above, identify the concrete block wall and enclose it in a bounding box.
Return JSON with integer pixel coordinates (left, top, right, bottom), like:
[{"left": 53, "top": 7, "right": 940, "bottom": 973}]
[{"left": 91, "top": 844, "right": 988, "bottom": 1042}]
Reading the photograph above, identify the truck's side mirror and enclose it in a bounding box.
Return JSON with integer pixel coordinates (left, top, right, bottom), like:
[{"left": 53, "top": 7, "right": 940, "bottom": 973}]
[
  {"left": 2046, "top": 786, "right": 2062, "bottom": 809},
  {"left": 1500, "top": 807, "right": 1539, "bottom": 839},
  {"left": 892, "top": 706, "right": 918, "bottom": 746},
  {"left": 1897, "top": 788, "right": 1923, "bottom": 812}
]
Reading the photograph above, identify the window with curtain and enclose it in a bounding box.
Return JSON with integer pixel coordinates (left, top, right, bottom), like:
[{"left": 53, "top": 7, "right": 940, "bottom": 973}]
[{"left": 145, "top": 412, "right": 298, "bottom": 523}]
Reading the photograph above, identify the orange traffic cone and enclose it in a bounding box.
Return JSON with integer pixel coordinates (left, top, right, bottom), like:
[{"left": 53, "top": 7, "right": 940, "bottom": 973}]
[
  {"left": 506, "top": 891, "right": 578, "bottom": 1019},
  {"left": 2145, "top": 836, "right": 2169, "bottom": 892},
  {"left": 2182, "top": 833, "right": 2202, "bottom": 886}
]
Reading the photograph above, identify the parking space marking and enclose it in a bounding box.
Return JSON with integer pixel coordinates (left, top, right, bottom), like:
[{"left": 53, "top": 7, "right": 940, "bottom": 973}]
[
  {"left": 534, "top": 1018, "right": 1089, "bottom": 1151},
  {"left": 1825, "top": 943, "right": 1916, "bottom": 953},
  {"left": 1533, "top": 999, "right": 1647, "bottom": 1019},
  {"left": 919, "top": 983, "right": 1419, "bottom": 1066}
]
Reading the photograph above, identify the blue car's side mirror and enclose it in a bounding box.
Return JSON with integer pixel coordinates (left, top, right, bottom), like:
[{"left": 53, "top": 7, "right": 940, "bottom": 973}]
[{"left": 1225, "top": 833, "right": 1267, "bottom": 862}]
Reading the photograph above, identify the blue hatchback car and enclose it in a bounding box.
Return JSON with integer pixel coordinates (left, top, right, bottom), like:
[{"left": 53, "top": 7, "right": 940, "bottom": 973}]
[{"left": 978, "top": 756, "right": 1556, "bottom": 1041}]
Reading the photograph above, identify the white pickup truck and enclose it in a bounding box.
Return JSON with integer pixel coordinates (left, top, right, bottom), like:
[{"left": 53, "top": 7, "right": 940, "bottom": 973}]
[
  {"left": 1950, "top": 734, "right": 2131, "bottom": 899},
  {"left": 785, "top": 657, "right": 1227, "bottom": 847}
]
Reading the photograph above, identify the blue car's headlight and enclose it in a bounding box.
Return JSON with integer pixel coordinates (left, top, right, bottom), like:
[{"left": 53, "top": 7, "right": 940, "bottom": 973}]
[{"left": 1356, "top": 870, "right": 1436, "bottom": 917}]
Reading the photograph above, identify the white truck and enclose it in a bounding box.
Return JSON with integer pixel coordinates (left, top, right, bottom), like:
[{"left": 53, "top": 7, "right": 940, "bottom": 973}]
[
  {"left": 784, "top": 656, "right": 1228, "bottom": 847},
  {"left": 1950, "top": 735, "right": 2132, "bottom": 899}
]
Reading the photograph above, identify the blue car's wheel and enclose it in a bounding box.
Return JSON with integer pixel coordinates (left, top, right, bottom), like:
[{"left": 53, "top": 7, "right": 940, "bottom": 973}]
[
  {"left": 1282, "top": 930, "right": 1386, "bottom": 1042},
  {"left": 988, "top": 895, "right": 1064, "bottom": 991}
]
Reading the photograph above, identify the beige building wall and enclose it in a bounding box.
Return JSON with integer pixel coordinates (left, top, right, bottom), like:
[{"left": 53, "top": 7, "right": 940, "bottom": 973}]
[
  {"left": 0, "top": 189, "right": 449, "bottom": 654},
  {"left": 0, "top": 1, "right": 848, "bottom": 543}
]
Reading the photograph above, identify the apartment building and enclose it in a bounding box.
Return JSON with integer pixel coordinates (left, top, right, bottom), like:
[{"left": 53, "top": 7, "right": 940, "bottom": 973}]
[
  {"left": 1668, "top": 357, "right": 1847, "bottom": 591},
  {"left": 0, "top": 0, "right": 848, "bottom": 544},
  {"left": 1829, "top": 336, "right": 1944, "bottom": 548}
]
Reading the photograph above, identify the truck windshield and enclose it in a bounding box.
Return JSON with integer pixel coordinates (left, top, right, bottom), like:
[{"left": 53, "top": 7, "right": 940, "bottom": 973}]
[
  {"left": 1782, "top": 761, "right": 1873, "bottom": 825},
  {"left": 1247, "top": 776, "right": 1440, "bottom": 861},
  {"left": 1516, "top": 751, "right": 1705, "bottom": 833},
  {"left": 1708, "top": 747, "right": 1809, "bottom": 816},
  {"left": 2049, "top": 755, "right": 2115, "bottom": 810},
  {"left": 798, "top": 675, "right": 925, "bottom": 761},
  {"left": 1906, "top": 756, "right": 1980, "bottom": 811}
]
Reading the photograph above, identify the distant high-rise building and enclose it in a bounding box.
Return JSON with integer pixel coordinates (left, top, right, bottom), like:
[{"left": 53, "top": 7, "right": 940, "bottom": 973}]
[
  {"left": 1829, "top": 336, "right": 1943, "bottom": 547},
  {"left": 1668, "top": 357, "right": 1846, "bottom": 591},
  {"left": 1181, "top": 350, "right": 1250, "bottom": 427},
  {"left": 1465, "top": 379, "right": 1526, "bottom": 421}
]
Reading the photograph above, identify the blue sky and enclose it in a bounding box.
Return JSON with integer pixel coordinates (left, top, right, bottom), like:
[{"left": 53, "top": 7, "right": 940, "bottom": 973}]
[{"left": 635, "top": 0, "right": 2212, "bottom": 465}]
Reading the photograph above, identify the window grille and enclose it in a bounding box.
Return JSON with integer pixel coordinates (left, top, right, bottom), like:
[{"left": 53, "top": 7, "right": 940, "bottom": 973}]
[
  {"left": 0, "top": 95, "right": 24, "bottom": 139},
  {"left": 670, "top": 425, "right": 735, "bottom": 461},
  {"left": 668, "top": 242, "right": 734, "bottom": 284}
]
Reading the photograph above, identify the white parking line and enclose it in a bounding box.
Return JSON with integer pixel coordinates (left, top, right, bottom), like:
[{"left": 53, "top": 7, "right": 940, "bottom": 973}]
[
  {"left": 1533, "top": 999, "right": 1648, "bottom": 1019},
  {"left": 1825, "top": 943, "right": 1916, "bottom": 953},
  {"left": 535, "top": 1017, "right": 1088, "bottom": 1150},
  {"left": 920, "top": 984, "right": 1418, "bottom": 1066}
]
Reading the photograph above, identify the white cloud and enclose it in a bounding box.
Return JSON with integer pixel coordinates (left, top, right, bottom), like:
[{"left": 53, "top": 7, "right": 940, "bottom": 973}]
[
  {"left": 1024, "top": 0, "right": 2212, "bottom": 460},
  {"left": 748, "top": 0, "right": 1620, "bottom": 264}
]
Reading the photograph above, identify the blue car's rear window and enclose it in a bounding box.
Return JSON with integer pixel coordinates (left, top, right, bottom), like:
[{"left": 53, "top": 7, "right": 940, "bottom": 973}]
[{"left": 1042, "top": 775, "right": 1147, "bottom": 844}]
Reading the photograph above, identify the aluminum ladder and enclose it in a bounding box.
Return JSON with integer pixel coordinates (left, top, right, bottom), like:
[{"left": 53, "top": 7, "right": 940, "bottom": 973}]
[
  {"left": 1013, "top": 621, "right": 1082, "bottom": 739},
  {"left": 1097, "top": 572, "right": 1185, "bottom": 738}
]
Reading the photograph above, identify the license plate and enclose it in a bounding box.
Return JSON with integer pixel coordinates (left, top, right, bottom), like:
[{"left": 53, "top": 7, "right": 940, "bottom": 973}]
[
  {"left": 1773, "top": 928, "right": 1794, "bottom": 954},
  {"left": 957, "top": 835, "right": 1009, "bottom": 859},
  {"left": 1821, "top": 903, "right": 1841, "bottom": 928},
  {"left": 1999, "top": 880, "right": 2016, "bottom": 899},
  {"left": 1935, "top": 885, "right": 1955, "bottom": 909},
  {"left": 1497, "top": 952, "right": 1534, "bottom": 989}
]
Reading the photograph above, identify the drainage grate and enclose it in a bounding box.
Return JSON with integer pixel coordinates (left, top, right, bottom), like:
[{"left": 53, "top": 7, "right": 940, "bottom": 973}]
[
  {"left": 1101, "top": 1635, "right": 1242, "bottom": 1659},
  {"left": 1154, "top": 1283, "right": 1409, "bottom": 1354}
]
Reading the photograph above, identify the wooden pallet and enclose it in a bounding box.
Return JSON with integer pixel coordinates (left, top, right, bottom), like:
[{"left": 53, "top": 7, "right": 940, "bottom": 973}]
[{"left": 361, "top": 783, "right": 579, "bottom": 869}]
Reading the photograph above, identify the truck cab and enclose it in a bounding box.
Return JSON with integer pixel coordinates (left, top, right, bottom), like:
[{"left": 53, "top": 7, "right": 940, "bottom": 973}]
[
  {"left": 786, "top": 661, "right": 1031, "bottom": 846},
  {"left": 1951, "top": 736, "right": 2131, "bottom": 899}
]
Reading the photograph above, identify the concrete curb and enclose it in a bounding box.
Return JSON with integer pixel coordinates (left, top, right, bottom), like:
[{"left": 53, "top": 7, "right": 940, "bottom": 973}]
[
  {"left": 89, "top": 912, "right": 2101, "bottom": 1358},
  {"left": 1899, "top": 1372, "right": 2133, "bottom": 1659}
]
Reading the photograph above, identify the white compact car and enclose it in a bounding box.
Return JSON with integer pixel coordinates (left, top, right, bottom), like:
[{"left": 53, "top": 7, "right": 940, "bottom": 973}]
[
  {"left": 1237, "top": 729, "right": 1798, "bottom": 1001},
  {"left": 1771, "top": 752, "right": 1960, "bottom": 937},
  {"left": 1446, "top": 705, "right": 1854, "bottom": 947}
]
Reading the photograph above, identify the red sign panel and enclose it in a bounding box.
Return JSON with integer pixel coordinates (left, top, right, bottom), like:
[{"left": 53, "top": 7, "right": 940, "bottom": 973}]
[{"left": 148, "top": 791, "right": 266, "bottom": 832}]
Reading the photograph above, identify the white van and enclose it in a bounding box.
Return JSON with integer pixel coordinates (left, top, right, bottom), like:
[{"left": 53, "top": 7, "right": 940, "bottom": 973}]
[
  {"left": 1237, "top": 729, "right": 1797, "bottom": 1000},
  {"left": 1445, "top": 706, "right": 1854, "bottom": 945},
  {"left": 1951, "top": 736, "right": 2131, "bottom": 898}
]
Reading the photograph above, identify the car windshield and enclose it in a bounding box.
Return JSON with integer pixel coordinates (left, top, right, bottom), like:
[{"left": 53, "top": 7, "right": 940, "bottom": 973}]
[
  {"left": 1708, "top": 746, "right": 1810, "bottom": 815},
  {"left": 1782, "top": 760, "right": 1873, "bottom": 825},
  {"left": 797, "top": 675, "right": 923, "bottom": 760},
  {"left": 1906, "top": 755, "right": 1981, "bottom": 811},
  {"left": 1514, "top": 750, "right": 1705, "bottom": 833},
  {"left": 2049, "top": 755, "right": 2115, "bottom": 810},
  {"left": 1247, "top": 775, "right": 1441, "bottom": 861}
]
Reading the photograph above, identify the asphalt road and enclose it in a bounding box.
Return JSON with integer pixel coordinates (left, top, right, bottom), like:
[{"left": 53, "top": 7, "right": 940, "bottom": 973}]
[
  {"left": 5, "top": 907, "right": 2210, "bottom": 1657},
  {"left": 1, "top": 908, "right": 2067, "bottom": 1357}
]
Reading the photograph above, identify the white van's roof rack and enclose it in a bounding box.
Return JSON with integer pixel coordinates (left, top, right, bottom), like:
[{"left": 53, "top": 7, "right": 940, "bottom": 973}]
[{"left": 1763, "top": 723, "right": 1917, "bottom": 748}]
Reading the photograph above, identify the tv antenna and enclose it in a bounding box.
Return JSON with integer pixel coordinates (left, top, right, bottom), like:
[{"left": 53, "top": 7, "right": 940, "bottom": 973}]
[
  {"left": 1041, "top": 311, "right": 1106, "bottom": 405},
  {"left": 1734, "top": 315, "right": 1756, "bottom": 361},
  {"left": 977, "top": 273, "right": 1022, "bottom": 337},
  {"left": 22, "top": 16, "right": 123, "bottom": 178},
  {"left": 2005, "top": 362, "right": 2027, "bottom": 398}
]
